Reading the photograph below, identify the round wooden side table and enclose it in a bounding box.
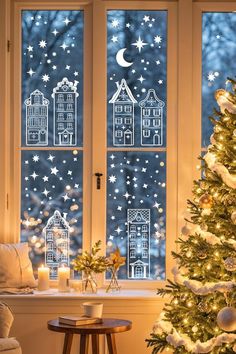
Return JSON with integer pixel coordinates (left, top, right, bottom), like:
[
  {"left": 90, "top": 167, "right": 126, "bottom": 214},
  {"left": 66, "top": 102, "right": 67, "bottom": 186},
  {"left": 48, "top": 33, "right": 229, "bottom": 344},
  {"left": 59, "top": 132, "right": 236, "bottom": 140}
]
[{"left": 47, "top": 318, "right": 132, "bottom": 354}]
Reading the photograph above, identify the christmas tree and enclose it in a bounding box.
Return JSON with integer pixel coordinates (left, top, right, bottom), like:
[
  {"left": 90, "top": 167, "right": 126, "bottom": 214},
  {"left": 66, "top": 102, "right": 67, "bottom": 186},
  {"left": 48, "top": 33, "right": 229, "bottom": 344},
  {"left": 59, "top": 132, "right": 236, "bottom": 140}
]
[{"left": 146, "top": 78, "right": 236, "bottom": 354}]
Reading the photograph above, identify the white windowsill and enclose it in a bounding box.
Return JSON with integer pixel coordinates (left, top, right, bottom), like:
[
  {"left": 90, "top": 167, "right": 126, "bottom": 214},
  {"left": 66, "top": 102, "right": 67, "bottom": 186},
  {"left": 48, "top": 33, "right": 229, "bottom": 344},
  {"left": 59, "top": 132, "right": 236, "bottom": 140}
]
[{"left": 0, "top": 288, "right": 161, "bottom": 300}]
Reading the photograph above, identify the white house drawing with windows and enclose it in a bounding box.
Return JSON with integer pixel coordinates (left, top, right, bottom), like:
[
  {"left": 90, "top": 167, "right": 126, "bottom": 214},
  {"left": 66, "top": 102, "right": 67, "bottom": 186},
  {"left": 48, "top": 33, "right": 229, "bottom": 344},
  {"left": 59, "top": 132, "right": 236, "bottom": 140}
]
[
  {"left": 109, "top": 78, "right": 137, "bottom": 146},
  {"left": 24, "top": 89, "right": 49, "bottom": 146},
  {"left": 127, "top": 209, "right": 150, "bottom": 279},
  {"left": 52, "top": 77, "right": 79, "bottom": 146},
  {"left": 43, "top": 210, "right": 70, "bottom": 278},
  {"left": 139, "top": 88, "right": 165, "bottom": 146}
]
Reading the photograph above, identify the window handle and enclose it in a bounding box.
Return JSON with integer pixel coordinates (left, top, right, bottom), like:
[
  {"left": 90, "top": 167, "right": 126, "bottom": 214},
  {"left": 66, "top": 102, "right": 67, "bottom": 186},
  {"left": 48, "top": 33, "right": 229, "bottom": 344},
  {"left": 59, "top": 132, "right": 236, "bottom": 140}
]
[{"left": 95, "top": 173, "right": 103, "bottom": 190}]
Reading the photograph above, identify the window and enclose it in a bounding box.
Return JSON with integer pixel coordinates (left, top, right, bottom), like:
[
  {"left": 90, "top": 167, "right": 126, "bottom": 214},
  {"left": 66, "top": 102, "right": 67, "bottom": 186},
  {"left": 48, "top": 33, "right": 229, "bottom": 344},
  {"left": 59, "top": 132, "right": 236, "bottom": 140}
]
[
  {"left": 143, "top": 108, "right": 150, "bottom": 116},
  {"left": 143, "top": 129, "right": 150, "bottom": 138},
  {"left": 3, "top": 0, "right": 179, "bottom": 287},
  {"left": 20, "top": 10, "right": 84, "bottom": 277},
  {"left": 67, "top": 113, "right": 73, "bottom": 120},
  {"left": 142, "top": 250, "right": 148, "bottom": 258},
  {"left": 130, "top": 250, "right": 136, "bottom": 258},
  {"left": 107, "top": 9, "right": 167, "bottom": 280},
  {"left": 115, "top": 105, "right": 122, "bottom": 113},
  {"left": 130, "top": 242, "right": 136, "bottom": 249},
  {"left": 142, "top": 241, "right": 148, "bottom": 249},
  {"left": 153, "top": 108, "right": 160, "bottom": 117},
  {"left": 58, "top": 94, "right": 64, "bottom": 103},
  {"left": 202, "top": 11, "right": 236, "bottom": 147},
  {"left": 142, "top": 233, "right": 148, "bottom": 239},
  {"left": 124, "top": 106, "right": 132, "bottom": 113},
  {"left": 115, "top": 130, "right": 123, "bottom": 138},
  {"left": 125, "top": 117, "right": 132, "bottom": 124},
  {"left": 115, "top": 117, "right": 122, "bottom": 124},
  {"left": 143, "top": 119, "right": 150, "bottom": 127},
  {"left": 67, "top": 94, "right": 73, "bottom": 102},
  {"left": 58, "top": 103, "right": 64, "bottom": 111},
  {"left": 153, "top": 119, "right": 160, "bottom": 128}
]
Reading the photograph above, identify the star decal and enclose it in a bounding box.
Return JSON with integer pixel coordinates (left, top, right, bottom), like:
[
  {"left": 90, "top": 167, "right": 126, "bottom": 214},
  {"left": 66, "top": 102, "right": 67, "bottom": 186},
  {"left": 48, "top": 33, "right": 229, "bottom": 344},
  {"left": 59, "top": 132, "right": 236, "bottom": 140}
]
[
  {"left": 30, "top": 171, "right": 38, "bottom": 180},
  {"left": 51, "top": 167, "right": 59, "bottom": 175},
  {"left": 27, "top": 68, "right": 35, "bottom": 76},
  {"left": 131, "top": 36, "right": 148, "bottom": 53}
]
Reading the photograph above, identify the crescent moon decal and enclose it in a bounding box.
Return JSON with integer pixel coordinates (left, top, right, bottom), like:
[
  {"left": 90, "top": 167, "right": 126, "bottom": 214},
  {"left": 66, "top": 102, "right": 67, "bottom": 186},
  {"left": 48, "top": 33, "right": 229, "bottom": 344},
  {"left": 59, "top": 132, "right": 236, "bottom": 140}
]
[{"left": 116, "top": 48, "right": 133, "bottom": 67}]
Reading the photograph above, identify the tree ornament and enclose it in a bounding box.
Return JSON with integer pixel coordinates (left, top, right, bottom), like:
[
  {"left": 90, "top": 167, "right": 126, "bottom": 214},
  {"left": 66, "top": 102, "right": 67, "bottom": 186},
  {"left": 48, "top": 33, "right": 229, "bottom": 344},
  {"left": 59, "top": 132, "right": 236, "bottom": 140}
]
[
  {"left": 200, "top": 223, "right": 208, "bottom": 231},
  {"left": 192, "top": 325, "right": 198, "bottom": 333},
  {"left": 198, "top": 300, "right": 210, "bottom": 313},
  {"left": 181, "top": 224, "right": 192, "bottom": 237},
  {"left": 231, "top": 211, "right": 236, "bottom": 225},
  {"left": 215, "top": 89, "right": 236, "bottom": 114},
  {"left": 199, "top": 194, "right": 213, "bottom": 209},
  {"left": 197, "top": 249, "right": 207, "bottom": 260},
  {"left": 186, "top": 250, "right": 192, "bottom": 258},
  {"left": 216, "top": 307, "right": 236, "bottom": 332},
  {"left": 210, "top": 134, "right": 216, "bottom": 145},
  {"left": 224, "top": 257, "right": 236, "bottom": 272}
]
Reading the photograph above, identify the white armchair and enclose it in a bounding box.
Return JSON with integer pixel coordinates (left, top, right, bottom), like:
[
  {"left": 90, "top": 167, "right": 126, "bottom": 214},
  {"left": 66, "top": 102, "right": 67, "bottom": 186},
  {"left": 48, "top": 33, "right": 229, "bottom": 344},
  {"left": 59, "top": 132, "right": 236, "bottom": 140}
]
[{"left": 0, "top": 302, "right": 21, "bottom": 354}]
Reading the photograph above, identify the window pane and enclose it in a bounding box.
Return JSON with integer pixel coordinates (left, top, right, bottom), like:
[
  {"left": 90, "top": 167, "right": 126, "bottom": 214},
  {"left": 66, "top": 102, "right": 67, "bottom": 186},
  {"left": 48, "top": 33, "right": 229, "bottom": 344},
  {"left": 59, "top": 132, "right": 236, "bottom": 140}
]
[
  {"left": 106, "top": 152, "right": 166, "bottom": 280},
  {"left": 202, "top": 12, "right": 236, "bottom": 147},
  {"left": 107, "top": 10, "right": 167, "bottom": 148},
  {"left": 21, "top": 150, "right": 83, "bottom": 278},
  {"left": 22, "top": 10, "right": 83, "bottom": 147}
]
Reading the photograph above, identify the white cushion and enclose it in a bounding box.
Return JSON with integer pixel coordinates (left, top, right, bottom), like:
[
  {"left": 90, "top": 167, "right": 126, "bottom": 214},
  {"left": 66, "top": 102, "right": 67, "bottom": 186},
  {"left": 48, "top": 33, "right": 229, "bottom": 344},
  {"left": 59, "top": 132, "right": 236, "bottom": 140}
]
[
  {"left": 0, "top": 303, "right": 13, "bottom": 338},
  {"left": 0, "top": 243, "right": 36, "bottom": 289},
  {"left": 0, "top": 338, "right": 20, "bottom": 351}
]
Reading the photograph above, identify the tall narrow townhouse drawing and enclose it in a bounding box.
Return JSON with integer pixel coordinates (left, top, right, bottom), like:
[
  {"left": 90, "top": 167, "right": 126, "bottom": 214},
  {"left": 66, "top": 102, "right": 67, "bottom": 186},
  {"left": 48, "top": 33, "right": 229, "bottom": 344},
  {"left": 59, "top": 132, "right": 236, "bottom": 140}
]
[
  {"left": 109, "top": 79, "right": 137, "bottom": 146},
  {"left": 139, "top": 89, "right": 165, "bottom": 146},
  {"left": 127, "top": 209, "right": 150, "bottom": 279},
  {"left": 52, "top": 77, "right": 79, "bottom": 146},
  {"left": 24, "top": 89, "right": 49, "bottom": 146},
  {"left": 43, "top": 210, "right": 70, "bottom": 278}
]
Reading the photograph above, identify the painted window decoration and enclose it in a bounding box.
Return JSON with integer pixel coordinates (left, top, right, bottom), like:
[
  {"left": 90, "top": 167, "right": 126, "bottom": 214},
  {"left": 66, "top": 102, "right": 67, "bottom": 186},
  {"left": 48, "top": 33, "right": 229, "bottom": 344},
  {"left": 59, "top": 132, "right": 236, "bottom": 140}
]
[
  {"left": 22, "top": 10, "right": 83, "bottom": 147},
  {"left": 107, "top": 10, "right": 167, "bottom": 147},
  {"left": 106, "top": 152, "right": 166, "bottom": 280},
  {"left": 21, "top": 150, "right": 83, "bottom": 278},
  {"left": 202, "top": 13, "right": 236, "bottom": 147}
]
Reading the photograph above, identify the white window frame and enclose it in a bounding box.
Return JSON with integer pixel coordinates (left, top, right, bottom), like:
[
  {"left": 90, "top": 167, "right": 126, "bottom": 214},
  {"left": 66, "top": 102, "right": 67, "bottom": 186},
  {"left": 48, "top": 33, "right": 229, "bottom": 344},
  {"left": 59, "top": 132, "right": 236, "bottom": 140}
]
[
  {"left": 0, "top": 0, "right": 203, "bottom": 289},
  {"left": 92, "top": 1, "right": 177, "bottom": 289}
]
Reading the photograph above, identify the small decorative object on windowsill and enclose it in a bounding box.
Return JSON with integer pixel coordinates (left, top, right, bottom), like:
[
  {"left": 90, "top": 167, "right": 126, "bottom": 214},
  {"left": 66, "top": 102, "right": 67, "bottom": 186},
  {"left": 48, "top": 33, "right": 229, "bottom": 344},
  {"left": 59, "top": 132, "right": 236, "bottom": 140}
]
[
  {"left": 58, "top": 265, "right": 70, "bottom": 292},
  {"left": 38, "top": 264, "right": 50, "bottom": 291},
  {"left": 106, "top": 247, "right": 126, "bottom": 293},
  {"left": 72, "top": 240, "right": 109, "bottom": 294}
]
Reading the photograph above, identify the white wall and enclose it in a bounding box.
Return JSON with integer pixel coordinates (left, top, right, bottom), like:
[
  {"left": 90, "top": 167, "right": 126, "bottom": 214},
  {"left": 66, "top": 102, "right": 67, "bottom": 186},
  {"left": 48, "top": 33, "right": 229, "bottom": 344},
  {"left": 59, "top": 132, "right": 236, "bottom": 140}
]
[{"left": 0, "top": 290, "right": 166, "bottom": 354}]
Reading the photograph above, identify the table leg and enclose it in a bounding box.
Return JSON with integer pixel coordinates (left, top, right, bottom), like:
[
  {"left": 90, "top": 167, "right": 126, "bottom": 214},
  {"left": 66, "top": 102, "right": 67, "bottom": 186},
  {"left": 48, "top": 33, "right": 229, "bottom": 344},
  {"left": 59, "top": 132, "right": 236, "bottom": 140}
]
[
  {"left": 92, "top": 334, "right": 99, "bottom": 354},
  {"left": 106, "top": 334, "right": 117, "bottom": 354},
  {"left": 79, "top": 334, "right": 89, "bottom": 354},
  {"left": 63, "top": 333, "right": 73, "bottom": 354}
]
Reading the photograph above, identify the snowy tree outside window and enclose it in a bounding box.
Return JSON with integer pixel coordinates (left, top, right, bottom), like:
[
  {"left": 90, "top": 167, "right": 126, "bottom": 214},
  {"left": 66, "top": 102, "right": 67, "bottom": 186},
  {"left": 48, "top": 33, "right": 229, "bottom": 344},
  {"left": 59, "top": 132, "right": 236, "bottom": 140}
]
[{"left": 202, "top": 12, "right": 236, "bottom": 147}]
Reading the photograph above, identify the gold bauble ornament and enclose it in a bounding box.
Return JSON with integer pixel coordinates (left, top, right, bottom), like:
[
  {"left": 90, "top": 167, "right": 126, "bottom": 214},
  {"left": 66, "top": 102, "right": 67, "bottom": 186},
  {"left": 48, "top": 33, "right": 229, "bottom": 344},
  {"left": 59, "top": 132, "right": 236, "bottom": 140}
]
[
  {"left": 217, "top": 307, "right": 236, "bottom": 332},
  {"left": 181, "top": 224, "right": 192, "bottom": 237},
  {"left": 231, "top": 211, "right": 236, "bottom": 225},
  {"left": 199, "top": 194, "right": 213, "bottom": 209},
  {"left": 197, "top": 250, "right": 207, "bottom": 260}
]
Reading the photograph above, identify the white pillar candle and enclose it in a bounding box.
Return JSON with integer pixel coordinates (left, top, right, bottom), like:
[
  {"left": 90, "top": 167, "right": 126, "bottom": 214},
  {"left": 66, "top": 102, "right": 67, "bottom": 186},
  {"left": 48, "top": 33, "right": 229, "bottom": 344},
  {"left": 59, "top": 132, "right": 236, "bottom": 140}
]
[
  {"left": 58, "top": 266, "right": 70, "bottom": 292},
  {"left": 38, "top": 265, "right": 50, "bottom": 291}
]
